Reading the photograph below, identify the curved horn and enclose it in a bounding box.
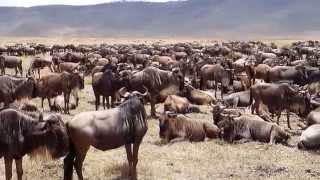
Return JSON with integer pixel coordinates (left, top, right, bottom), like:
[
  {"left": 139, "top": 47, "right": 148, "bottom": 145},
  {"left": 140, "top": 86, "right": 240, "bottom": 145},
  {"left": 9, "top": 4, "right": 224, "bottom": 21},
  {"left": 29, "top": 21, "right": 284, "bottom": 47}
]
[
  {"left": 132, "top": 86, "right": 149, "bottom": 97},
  {"left": 118, "top": 87, "right": 130, "bottom": 98}
]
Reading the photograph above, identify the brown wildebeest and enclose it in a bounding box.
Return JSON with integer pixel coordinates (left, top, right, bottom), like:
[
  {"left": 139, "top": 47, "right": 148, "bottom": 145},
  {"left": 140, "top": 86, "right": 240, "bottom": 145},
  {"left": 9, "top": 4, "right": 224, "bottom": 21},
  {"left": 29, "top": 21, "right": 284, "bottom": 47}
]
[
  {"left": 199, "top": 64, "right": 233, "bottom": 98},
  {"left": 28, "top": 57, "right": 53, "bottom": 79},
  {"left": 36, "top": 72, "right": 84, "bottom": 113},
  {"left": 64, "top": 88, "right": 148, "bottom": 180},
  {"left": 58, "top": 62, "right": 80, "bottom": 73},
  {"left": 249, "top": 83, "right": 310, "bottom": 129},
  {"left": 181, "top": 84, "right": 217, "bottom": 105},
  {"left": 245, "top": 63, "right": 271, "bottom": 86},
  {"left": 163, "top": 95, "right": 200, "bottom": 114},
  {"left": 129, "top": 66, "right": 184, "bottom": 117},
  {"left": 218, "top": 115, "right": 290, "bottom": 144},
  {"left": 0, "top": 75, "right": 38, "bottom": 107},
  {"left": 0, "top": 55, "right": 23, "bottom": 76},
  {"left": 158, "top": 112, "right": 220, "bottom": 143},
  {"left": 0, "top": 109, "right": 69, "bottom": 180},
  {"left": 266, "top": 65, "right": 308, "bottom": 86},
  {"left": 298, "top": 124, "right": 320, "bottom": 149}
]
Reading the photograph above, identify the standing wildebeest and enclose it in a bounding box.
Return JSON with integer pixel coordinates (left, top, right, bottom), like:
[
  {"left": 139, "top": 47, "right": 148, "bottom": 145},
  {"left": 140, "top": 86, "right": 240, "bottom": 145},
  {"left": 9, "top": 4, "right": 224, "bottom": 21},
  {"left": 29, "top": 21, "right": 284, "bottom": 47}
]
[
  {"left": 36, "top": 72, "right": 84, "bottom": 113},
  {"left": 64, "top": 89, "right": 148, "bottom": 180},
  {"left": 129, "top": 67, "right": 184, "bottom": 117},
  {"left": 158, "top": 112, "right": 220, "bottom": 143},
  {"left": 199, "top": 64, "right": 233, "bottom": 98},
  {"left": 0, "top": 56, "right": 23, "bottom": 76},
  {"left": 28, "top": 57, "right": 53, "bottom": 79},
  {"left": 245, "top": 64, "right": 271, "bottom": 86},
  {"left": 266, "top": 65, "right": 308, "bottom": 86},
  {"left": 218, "top": 115, "right": 290, "bottom": 144},
  {"left": 0, "top": 76, "right": 38, "bottom": 107},
  {"left": 0, "top": 109, "right": 69, "bottom": 180},
  {"left": 250, "top": 83, "right": 310, "bottom": 129}
]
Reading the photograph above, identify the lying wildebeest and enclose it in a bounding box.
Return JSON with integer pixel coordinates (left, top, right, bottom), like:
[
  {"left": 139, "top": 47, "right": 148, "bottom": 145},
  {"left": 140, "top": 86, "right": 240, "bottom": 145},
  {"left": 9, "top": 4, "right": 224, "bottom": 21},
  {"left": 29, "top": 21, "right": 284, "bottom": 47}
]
[
  {"left": 0, "top": 55, "right": 23, "bottom": 76},
  {"left": 266, "top": 65, "right": 308, "bottom": 86},
  {"left": 250, "top": 83, "right": 310, "bottom": 129},
  {"left": 129, "top": 66, "right": 184, "bottom": 117},
  {"left": 36, "top": 72, "right": 84, "bottom": 113},
  {"left": 211, "top": 104, "right": 243, "bottom": 125},
  {"left": 306, "top": 111, "right": 320, "bottom": 126},
  {"left": 163, "top": 95, "right": 200, "bottom": 114},
  {"left": 6, "top": 99, "right": 39, "bottom": 112},
  {"left": 64, "top": 88, "right": 148, "bottom": 180},
  {"left": 298, "top": 124, "right": 320, "bottom": 149},
  {"left": 0, "top": 75, "right": 37, "bottom": 107},
  {"left": 199, "top": 64, "right": 233, "bottom": 98},
  {"left": 0, "top": 109, "right": 69, "bottom": 180},
  {"left": 159, "top": 112, "right": 220, "bottom": 143},
  {"left": 181, "top": 84, "right": 217, "bottom": 105},
  {"left": 28, "top": 57, "right": 53, "bottom": 79},
  {"left": 218, "top": 115, "right": 290, "bottom": 144},
  {"left": 223, "top": 90, "right": 250, "bottom": 108}
]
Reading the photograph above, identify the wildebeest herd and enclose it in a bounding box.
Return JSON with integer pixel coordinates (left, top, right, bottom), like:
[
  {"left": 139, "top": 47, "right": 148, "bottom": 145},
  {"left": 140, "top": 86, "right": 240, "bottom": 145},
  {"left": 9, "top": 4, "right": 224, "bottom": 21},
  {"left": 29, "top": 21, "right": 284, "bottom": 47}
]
[{"left": 1, "top": 40, "right": 320, "bottom": 179}]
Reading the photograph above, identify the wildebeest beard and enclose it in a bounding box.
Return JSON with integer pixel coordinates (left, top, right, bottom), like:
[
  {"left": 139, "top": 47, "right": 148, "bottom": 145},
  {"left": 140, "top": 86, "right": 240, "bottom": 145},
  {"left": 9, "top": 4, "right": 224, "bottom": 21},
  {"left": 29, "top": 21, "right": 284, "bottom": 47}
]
[{"left": 118, "top": 96, "right": 147, "bottom": 144}]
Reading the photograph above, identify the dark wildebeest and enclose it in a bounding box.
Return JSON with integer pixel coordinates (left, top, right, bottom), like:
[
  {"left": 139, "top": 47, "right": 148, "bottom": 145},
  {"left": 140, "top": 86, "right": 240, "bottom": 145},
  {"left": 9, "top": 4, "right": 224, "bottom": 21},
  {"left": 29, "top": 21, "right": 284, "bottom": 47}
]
[
  {"left": 28, "top": 57, "right": 53, "bottom": 79},
  {"left": 250, "top": 83, "right": 310, "bottom": 129},
  {"left": 0, "top": 56, "right": 23, "bottom": 76},
  {"left": 0, "top": 109, "right": 69, "bottom": 180},
  {"left": 298, "top": 124, "right": 320, "bottom": 150},
  {"left": 218, "top": 115, "right": 290, "bottom": 144},
  {"left": 245, "top": 64, "right": 271, "bottom": 86},
  {"left": 266, "top": 65, "right": 308, "bottom": 86},
  {"left": 36, "top": 72, "right": 84, "bottom": 113},
  {"left": 199, "top": 64, "right": 233, "bottom": 98},
  {"left": 0, "top": 76, "right": 38, "bottom": 107},
  {"left": 64, "top": 88, "right": 148, "bottom": 180},
  {"left": 129, "top": 67, "right": 184, "bottom": 117},
  {"left": 58, "top": 62, "right": 80, "bottom": 73},
  {"left": 163, "top": 95, "right": 200, "bottom": 114},
  {"left": 158, "top": 112, "right": 220, "bottom": 143}
]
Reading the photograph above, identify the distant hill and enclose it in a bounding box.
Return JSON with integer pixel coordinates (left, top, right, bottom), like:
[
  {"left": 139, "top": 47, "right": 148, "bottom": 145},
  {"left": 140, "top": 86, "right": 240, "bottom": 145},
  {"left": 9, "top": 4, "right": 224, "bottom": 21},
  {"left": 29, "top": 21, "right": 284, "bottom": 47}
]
[{"left": 0, "top": 0, "right": 319, "bottom": 39}]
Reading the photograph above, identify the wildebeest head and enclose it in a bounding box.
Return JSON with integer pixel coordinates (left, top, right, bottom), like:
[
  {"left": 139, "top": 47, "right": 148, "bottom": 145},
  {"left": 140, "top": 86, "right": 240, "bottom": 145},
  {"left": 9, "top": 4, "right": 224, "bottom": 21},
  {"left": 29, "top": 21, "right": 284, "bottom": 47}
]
[
  {"left": 172, "top": 68, "right": 184, "bottom": 91},
  {"left": 118, "top": 86, "right": 149, "bottom": 103},
  {"left": 217, "top": 116, "right": 235, "bottom": 142},
  {"left": 72, "top": 72, "right": 85, "bottom": 90},
  {"left": 158, "top": 112, "right": 177, "bottom": 139},
  {"left": 14, "top": 76, "right": 38, "bottom": 99},
  {"left": 295, "top": 65, "right": 308, "bottom": 84},
  {"left": 33, "top": 113, "right": 69, "bottom": 159}
]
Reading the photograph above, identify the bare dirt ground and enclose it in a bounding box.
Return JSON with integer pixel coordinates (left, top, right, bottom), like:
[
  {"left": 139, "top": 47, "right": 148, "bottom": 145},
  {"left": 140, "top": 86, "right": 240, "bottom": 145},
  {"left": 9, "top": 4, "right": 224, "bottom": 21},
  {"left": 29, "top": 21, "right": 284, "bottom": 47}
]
[{"left": 0, "top": 38, "right": 319, "bottom": 180}]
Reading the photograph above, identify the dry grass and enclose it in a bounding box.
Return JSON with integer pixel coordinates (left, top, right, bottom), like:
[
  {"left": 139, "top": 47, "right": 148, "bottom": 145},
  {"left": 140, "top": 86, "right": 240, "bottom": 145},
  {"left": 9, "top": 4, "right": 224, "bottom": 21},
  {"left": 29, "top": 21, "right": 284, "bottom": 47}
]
[{"left": 0, "top": 38, "right": 319, "bottom": 180}]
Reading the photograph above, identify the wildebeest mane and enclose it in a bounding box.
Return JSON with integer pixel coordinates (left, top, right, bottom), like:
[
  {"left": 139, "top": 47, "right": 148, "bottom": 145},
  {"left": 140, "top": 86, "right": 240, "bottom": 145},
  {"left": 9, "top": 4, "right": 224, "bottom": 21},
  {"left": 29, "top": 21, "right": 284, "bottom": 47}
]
[{"left": 118, "top": 96, "right": 147, "bottom": 143}]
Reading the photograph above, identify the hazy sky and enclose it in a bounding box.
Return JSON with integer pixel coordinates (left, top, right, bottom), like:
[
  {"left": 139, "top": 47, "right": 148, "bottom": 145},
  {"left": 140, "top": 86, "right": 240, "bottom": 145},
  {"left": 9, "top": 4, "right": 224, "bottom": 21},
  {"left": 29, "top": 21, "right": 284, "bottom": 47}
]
[{"left": 0, "top": 0, "right": 176, "bottom": 7}]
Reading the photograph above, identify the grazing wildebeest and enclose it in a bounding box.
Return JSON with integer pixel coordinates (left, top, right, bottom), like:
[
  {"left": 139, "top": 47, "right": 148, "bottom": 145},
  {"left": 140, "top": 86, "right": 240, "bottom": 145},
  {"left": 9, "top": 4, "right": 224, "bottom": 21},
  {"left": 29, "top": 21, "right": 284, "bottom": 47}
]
[
  {"left": 266, "top": 65, "right": 308, "bottom": 86},
  {"left": 0, "top": 76, "right": 38, "bottom": 107},
  {"left": 129, "top": 66, "right": 184, "bottom": 117},
  {"left": 28, "top": 57, "right": 53, "bottom": 79},
  {"left": 163, "top": 95, "right": 200, "bottom": 114},
  {"left": 250, "top": 83, "right": 309, "bottom": 129},
  {"left": 158, "top": 112, "right": 220, "bottom": 143},
  {"left": 298, "top": 124, "right": 320, "bottom": 149},
  {"left": 64, "top": 88, "right": 148, "bottom": 180},
  {"left": 0, "top": 109, "right": 69, "bottom": 180},
  {"left": 218, "top": 115, "right": 290, "bottom": 144},
  {"left": 36, "top": 72, "right": 84, "bottom": 113},
  {"left": 199, "top": 64, "right": 233, "bottom": 98},
  {"left": 0, "top": 56, "right": 23, "bottom": 76}
]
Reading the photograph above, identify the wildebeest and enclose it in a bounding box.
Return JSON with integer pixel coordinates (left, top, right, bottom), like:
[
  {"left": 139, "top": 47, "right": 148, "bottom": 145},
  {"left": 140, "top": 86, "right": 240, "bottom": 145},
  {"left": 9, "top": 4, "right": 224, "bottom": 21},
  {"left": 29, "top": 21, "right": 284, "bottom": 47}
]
[
  {"left": 218, "top": 115, "right": 290, "bottom": 144},
  {"left": 28, "top": 57, "right": 53, "bottom": 79},
  {"left": 223, "top": 90, "right": 250, "bottom": 108},
  {"left": 158, "top": 112, "right": 220, "bottom": 143},
  {"left": 249, "top": 83, "right": 309, "bottom": 129},
  {"left": 64, "top": 88, "right": 148, "bottom": 180},
  {"left": 163, "top": 95, "right": 200, "bottom": 114},
  {"left": 298, "top": 124, "right": 320, "bottom": 149},
  {"left": 51, "top": 93, "right": 78, "bottom": 112},
  {"left": 0, "top": 55, "right": 23, "bottom": 76},
  {"left": 306, "top": 111, "right": 320, "bottom": 126},
  {"left": 182, "top": 84, "right": 217, "bottom": 105},
  {"left": 245, "top": 63, "right": 271, "bottom": 86},
  {"left": 0, "top": 75, "right": 38, "bottom": 107},
  {"left": 36, "top": 72, "right": 84, "bottom": 113},
  {"left": 58, "top": 62, "right": 80, "bottom": 73},
  {"left": 266, "top": 65, "right": 308, "bottom": 86},
  {"left": 199, "top": 64, "right": 233, "bottom": 98},
  {"left": 129, "top": 66, "right": 184, "bottom": 117},
  {"left": 0, "top": 109, "right": 69, "bottom": 180}
]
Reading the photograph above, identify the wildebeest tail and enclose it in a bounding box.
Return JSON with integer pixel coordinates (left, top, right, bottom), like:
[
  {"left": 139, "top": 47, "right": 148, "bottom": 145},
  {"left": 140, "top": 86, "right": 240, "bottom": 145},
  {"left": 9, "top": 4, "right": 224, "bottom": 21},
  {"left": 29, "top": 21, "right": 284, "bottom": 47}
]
[{"left": 63, "top": 134, "right": 76, "bottom": 180}]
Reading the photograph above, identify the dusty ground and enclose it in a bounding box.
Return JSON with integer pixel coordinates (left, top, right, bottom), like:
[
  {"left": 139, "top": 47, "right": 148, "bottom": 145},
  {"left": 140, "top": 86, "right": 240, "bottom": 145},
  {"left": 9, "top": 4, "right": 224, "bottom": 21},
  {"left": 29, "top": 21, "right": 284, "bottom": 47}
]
[{"left": 0, "top": 39, "right": 319, "bottom": 180}]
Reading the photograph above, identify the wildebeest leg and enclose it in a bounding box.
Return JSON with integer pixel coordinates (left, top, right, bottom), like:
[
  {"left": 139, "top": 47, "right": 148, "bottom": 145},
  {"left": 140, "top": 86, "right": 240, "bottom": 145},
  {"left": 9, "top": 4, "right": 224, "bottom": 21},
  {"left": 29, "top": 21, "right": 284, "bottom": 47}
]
[
  {"left": 74, "top": 147, "right": 89, "bottom": 180},
  {"left": 214, "top": 81, "right": 218, "bottom": 98},
  {"left": 233, "top": 97, "right": 239, "bottom": 108},
  {"left": 269, "top": 127, "right": 277, "bottom": 145},
  {"left": 64, "top": 92, "right": 70, "bottom": 114},
  {"left": 15, "top": 158, "right": 23, "bottom": 180},
  {"left": 4, "top": 157, "right": 13, "bottom": 180},
  {"left": 41, "top": 97, "right": 45, "bottom": 108},
  {"left": 38, "top": 68, "right": 41, "bottom": 79},
  {"left": 125, "top": 144, "right": 133, "bottom": 177},
  {"left": 95, "top": 95, "right": 100, "bottom": 111},
  {"left": 48, "top": 98, "right": 52, "bottom": 111},
  {"left": 150, "top": 95, "right": 157, "bottom": 117},
  {"left": 286, "top": 109, "right": 291, "bottom": 129},
  {"left": 276, "top": 111, "right": 281, "bottom": 126},
  {"left": 111, "top": 95, "right": 116, "bottom": 108},
  {"left": 132, "top": 142, "right": 142, "bottom": 180},
  {"left": 15, "top": 67, "right": 18, "bottom": 76}
]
